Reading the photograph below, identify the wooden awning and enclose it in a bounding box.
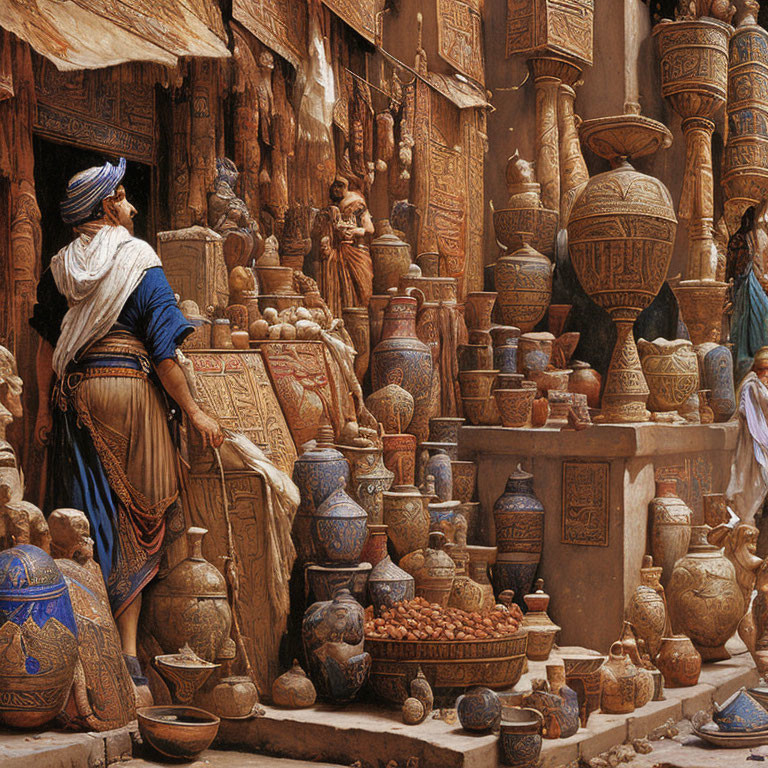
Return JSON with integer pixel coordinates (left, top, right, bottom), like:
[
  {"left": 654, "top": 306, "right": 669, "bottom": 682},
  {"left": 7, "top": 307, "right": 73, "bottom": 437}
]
[{"left": 0, "top": 0, "right": 229, "bottom": 71}]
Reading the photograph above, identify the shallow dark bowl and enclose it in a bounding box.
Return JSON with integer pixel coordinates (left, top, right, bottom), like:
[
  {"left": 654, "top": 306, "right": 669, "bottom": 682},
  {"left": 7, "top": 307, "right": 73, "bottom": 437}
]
[{"left": 137, "top": 705, "right": 220, "bottom": 760}]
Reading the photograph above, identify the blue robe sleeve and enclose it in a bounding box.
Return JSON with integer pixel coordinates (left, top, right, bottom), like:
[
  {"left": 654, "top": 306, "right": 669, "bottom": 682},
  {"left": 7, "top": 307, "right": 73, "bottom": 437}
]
[{"left": 129, "top": 267, "right": 193, "bottom": 363}]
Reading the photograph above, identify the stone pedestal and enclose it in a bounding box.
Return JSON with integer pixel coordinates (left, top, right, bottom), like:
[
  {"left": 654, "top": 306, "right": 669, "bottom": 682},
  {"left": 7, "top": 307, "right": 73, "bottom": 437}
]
[{"left": 458, "top": 423, "right": 736, "bottom": 653}]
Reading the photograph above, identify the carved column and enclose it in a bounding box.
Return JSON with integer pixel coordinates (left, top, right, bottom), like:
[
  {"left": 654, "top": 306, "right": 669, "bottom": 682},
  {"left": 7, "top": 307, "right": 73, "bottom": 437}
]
[
  {"left": 188, "top": 58, "right": 218, "bottom": 226},
  {"left": 530, "top": 57, "right": 561, "bottom": 214},
  {"left": 557, "top": 82, "right": 589, "bottom": 225}
]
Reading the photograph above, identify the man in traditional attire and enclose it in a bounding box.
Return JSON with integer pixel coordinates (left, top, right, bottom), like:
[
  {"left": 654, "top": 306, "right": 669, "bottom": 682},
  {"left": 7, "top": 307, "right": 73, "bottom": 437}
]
[
  {"left": 30, "top": 158, "right": 223, "bottom": 683},
  {"left": 727, "top": 347, "right": 768, "bottom": 525}
]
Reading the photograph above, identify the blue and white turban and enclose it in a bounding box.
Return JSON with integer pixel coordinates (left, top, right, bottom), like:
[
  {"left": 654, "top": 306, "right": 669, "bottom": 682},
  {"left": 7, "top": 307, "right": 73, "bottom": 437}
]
[{"left": 60, "top": 157, "right": 127, "bottom": 224}]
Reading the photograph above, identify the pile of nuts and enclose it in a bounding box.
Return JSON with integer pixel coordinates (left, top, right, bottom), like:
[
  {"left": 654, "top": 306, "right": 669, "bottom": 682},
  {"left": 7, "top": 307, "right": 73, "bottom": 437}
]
[{"left": 365, "top": 597, "right": 522, "bottom": 641}]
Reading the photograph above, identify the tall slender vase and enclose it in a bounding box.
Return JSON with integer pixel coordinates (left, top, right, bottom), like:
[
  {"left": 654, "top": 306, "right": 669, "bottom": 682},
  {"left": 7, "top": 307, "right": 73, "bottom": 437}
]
[
  {"left": 649, "top": 479, "right": 692, "bottom": 587},
  {"left": 371, "top": 292, "right": 435, "bottom": 444}
]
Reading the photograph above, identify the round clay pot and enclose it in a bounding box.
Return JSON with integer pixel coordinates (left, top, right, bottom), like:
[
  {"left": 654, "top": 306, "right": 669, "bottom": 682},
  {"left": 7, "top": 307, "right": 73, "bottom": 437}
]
[
  {"left": 494, "top": 388, "right": 535, "bottom": 428},
  {"left": 383, "top": 489, "right": 429, "bottom": 560},
  {"left": 451, "top": 461, "right": 477, "bottom": 503},
  {"left": 667, "top": 525, "right": 745, "bottom": 662},
  {"left": 462, "top": 395, "right": 501, "bottom": 426},
  {"left": 655, "top": 635, "right": 701, "bottom": 688},
  {"left": 459, "top": 369, "right": 499, "bottom": 399},
  {"left": 569, "top": 360, "right": 602, "bottom": 409},
  {"left": 490, "top": 325, "right": 522, "bottom": 348},
  {"left": 428, "top": 417, "right": 466, "bottom": 444},
  {"left": 271, "top": 660, "right": 317, "bottom": 708},
  {"left": 600, "top": 642, "right": 637, "bottom": 714},
  {"left": 382, "top": 433, "right": 418, "bottom": 488},
  {"left": 464, "top": 292, "right": 498, "bottom": 332},
  {"left": 649, "top": 479, "right": 692, "bottom": 586},
  {"left": 457, "top": 686, "right": 502, "bottom": 732},
  {"left": 366, "top": 384, "right": 415, "bottom": 434},
  {"left": 457, "top": 343, "right": 493, "bottom": 371},
  {"left": 498, "top": 708, "right": 544, "bottom": 768},
  {"left": 637, "top": 338, "right": 699, "bottom": 413},
  {"left": 495, "top": 242, "right": 554, "bottom": 332},
  {"left": 371, "top": 220, "right": 412, "bottom": 295},
  {"left": 342, "top": 307, "right": 371, "bottom": 384}
]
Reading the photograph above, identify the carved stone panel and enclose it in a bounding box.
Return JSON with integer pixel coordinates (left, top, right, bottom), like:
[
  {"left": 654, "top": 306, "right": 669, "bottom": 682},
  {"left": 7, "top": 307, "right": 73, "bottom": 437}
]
[
  {"left": 561, "top": 460, "right": 610, "bottom": 546},
  {"left": 505, "top": 0, "right": 594, "bottom": 66},
  {"left": 437, "top": 0, "right": 485, "bottom": 84}
]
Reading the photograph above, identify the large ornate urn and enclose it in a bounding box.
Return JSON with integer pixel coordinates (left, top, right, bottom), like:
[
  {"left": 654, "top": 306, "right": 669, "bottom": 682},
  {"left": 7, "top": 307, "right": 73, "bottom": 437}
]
[
  {"left": 144, "top": 527, "right": 233, "bottom": 663},
  {"left": 654, "top": 17, "right": 731, "bottom": 342},
  {"left": 667, "top": 525, "right": 745, "bottom": 662},
  {"left": 567, "top": 109, "right": 676, "bottom": 422},
  {"left": 0, "top": 545, "right": 79, "bottom": 728},
  {"left": 371, "top": 292, "right": 434, "bottom": 444},
  {"left": 722, "top": 1, "right": 768, "bottom": 234}
]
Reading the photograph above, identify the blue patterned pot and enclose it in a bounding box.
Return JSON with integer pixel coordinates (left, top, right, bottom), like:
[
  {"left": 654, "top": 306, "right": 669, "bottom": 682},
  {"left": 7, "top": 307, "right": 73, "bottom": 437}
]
[
  {"left": 456, "top": 686, "right": 502, "bottom": 732},
  {"left": 494, "top": 344, "right": 519, "bottom": 374},
  {"left": 701, "top": 344, "right": 735, "bottom": 423},
  {"left": 0, "top": 545, "right": 79, "bottom": 728},
  {"left": 493, "top": 466, "right": 544, "bottom": 608},
  {"left": 368, "top": 555, "right": 415, "bottom": 612},
  {"left": 302, "top": 589, "right": 371, "bottom": 702},
  {"left": 312, "top": 482, "right": 368, "bottom": 567},
  {"left": 499, "top": 709, "right": 543, "bottom": 768},
  {"left": 425, "top": 448, "right": 453, "bottom": 502},
  {"left": 713, "top": 688, "right": 768, "bottom": 733},
  {"left": 292, "top": 426, "right": 350, "bottom": 512}
]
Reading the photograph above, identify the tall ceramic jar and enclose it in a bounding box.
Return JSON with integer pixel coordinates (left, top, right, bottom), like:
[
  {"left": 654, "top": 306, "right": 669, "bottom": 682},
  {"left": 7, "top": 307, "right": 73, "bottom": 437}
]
[
  {"left": 493, "top": 465, "right": 545, "bottom": 607},
  {"left": 667, "top": 525, "right": 745, "bottom": 662},
  {"left": 600, "top": 642, "right": 637, "bottom": 715},
  {"left": 371, "top": 292, "right": 434, "bottom": 444},
  {"left": 371, "top": 220, "right": 412, "bottom": 295},
  {"left": 699, "top": 343, "right": 736, "bottom": 422},
  {"left": 495, "top": 241, "right": 554, "bottom": 333},
  {"left": 650, "top": 479, "right": 692, "bottom": 586},
  {"left": 0, "top": 545, "right": 79, "bottom": 728},
  {"left": 637, "top": 338, "right": 699, "bottom": 413},
  {"left": 144, "top": 527, "right": 233, "bottom": 662},
  {"left": 627, "top": 582, "right": 666, "bottom": 660}
]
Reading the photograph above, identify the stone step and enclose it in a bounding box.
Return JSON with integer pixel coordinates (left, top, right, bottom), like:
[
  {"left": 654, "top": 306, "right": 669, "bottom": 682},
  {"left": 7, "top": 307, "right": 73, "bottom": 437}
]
[{"left": 123, "top": 752, "right": 348, "bottom": 768}]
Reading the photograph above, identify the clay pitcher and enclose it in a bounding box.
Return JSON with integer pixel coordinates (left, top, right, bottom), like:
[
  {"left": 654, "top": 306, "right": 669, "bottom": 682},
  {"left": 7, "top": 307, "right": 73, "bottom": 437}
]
[
  {"left": 371, "top": 220, "right": 412, "bottom": 295},
  {"left": 144, "top": 527, "right": 233, "bottom": 663},
  {"left": 371, "top": 292, "right": 434, "bottom": 444},
  {"left": 666, "top": 525, "right": 745, "bottom": 662},
  {"left": 600, "top": 642, "right": 637, "bottom": 714},
  {"left": 0, "top": 545, "right": 79, "bottom": 728},
  {"left": 649, "top": 479, "right": 692, "bottom": 586},
  {"left": 341, "top": 307, "right": 371, "bottom": 384}
]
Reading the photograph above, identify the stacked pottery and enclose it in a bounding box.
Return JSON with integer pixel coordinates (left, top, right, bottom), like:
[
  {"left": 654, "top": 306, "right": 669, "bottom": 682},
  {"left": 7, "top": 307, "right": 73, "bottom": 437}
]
[
  {"left": 371, "top": 220, "right": 412, "bottom": 295},
  {"left": 292, "top": 426, "right": 351, "bottom": 563},
  {"left": 649, "top": 479, "right": 692, "bottom": 586},
  {"left": 457, "top": 340, "right": 493, "bottom": 372},
  {"left": 521, "top": 579, "right": 561, "bottom": 661},
  {"left": 367, "top": 555, "right": 415, "bottom": 613},
  {"left": 493, "top": 465, "right": 545, "bottom": 608},
  {"left": 302, "top": 589, "right": 371, "bottom": 702},
  {"left": 460, "top": 369, "right": 500, "bottom": 426},
  {"left": 491, "top": 325, "right": 521, "bottom": 374},
  {"left": 336, "top": 443, "right": 394, "bottom": 525},
  {"left": 667, "top": 525, "right": 744, "bottom": 662},
  {"left": 371, "top": 291, "right": 434, "bottom": 443},
  {"left": 637, "top": 338, "right": 699, "bottom": 416},
  {"left": 399, "top": 532, "right": 456, "bottom": 608}
]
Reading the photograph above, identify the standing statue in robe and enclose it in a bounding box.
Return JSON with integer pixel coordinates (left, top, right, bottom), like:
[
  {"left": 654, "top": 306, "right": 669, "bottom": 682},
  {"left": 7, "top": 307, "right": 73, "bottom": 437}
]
[
  {"left": 726, "top": 347, "right": 768, "bottom": 524},
  {"left": 30, "top": 158, "right": 223, "bottom": 685},
  {"left": 312, "top": 177, "right": 374, "bottom": 318}
]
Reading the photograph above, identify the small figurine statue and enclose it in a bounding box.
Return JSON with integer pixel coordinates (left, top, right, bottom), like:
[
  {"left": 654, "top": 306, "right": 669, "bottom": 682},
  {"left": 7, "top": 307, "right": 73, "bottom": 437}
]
[{"left": 208, "top": 157, "right": 264, "bottom": 271}]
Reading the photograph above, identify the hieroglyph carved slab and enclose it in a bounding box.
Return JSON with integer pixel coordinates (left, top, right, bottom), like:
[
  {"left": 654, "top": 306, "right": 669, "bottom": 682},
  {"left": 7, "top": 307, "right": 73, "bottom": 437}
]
[
  {"left": 322, "top": 0, "right": 378, "bottom": 43},
  {"left": 232, "top": 0, "right": 306, "bottom": 68},
  {"left": 437, "top": 0, "right": 484, "bottom": 84},
  {"left": 561, "top": 460, "right": 609, "bottom": 546}
]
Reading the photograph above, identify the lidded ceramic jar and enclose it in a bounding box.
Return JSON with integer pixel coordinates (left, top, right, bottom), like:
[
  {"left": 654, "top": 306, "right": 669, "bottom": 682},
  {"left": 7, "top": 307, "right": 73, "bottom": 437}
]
[
  {"left": 399, "top": 532, "right": 456, "bottom": 608},
  {"left": 366, "top": 384, "right": 415, "bottom": 434},
  {"left": 368, "top": 555, "right": 415, "bottom": 613},
  {"left": 493, "top": 464, "right": 545, "bottom": 607},
  {"left": 600, "top": 642, "right": 637, "bottom": 714},
  {"left": 522, "top": 579, "right": 561, "bottom": 662},
  {"left": 667, "top": 525, "right": 745, "bottom": 662},
  {"left": 649, "top": 479, "right": 692, "bottom": 586},
  {"left": 145, "top": 528, "right": 233, "bottom": 662},
  {"left": 271, "top": 660, "right": 317, "bottom": 708},
  {"left": 371, "top": 291, "right": 434, "bottom": 443},
  {"left": 312, "top": 480, "right": 368, "bottom": 567},
  {"left": 0, "top": 545, "right": 79, "bottom": 728},
  {"left": 292, "top": 425, "right": 351, "bottom": 512},
  {"left": 371, "top": 220, "right": 412, "bottom": 295},
  {"left": 495, "top": 240, "right": 554, "bottom": 333},
  {"left": 637, "top": 338, "right": 699, "bottom": 413}
]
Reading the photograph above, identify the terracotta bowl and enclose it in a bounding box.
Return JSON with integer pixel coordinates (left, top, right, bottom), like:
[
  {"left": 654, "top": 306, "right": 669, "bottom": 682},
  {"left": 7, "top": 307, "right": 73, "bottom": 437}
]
[
  {"left": 462, "top": 396, "right": 500, "bottom": 426},
  {"left": 494, "top": 388, "right": 535, "bottom": 428},
  {"left": 527, "top": 368, "right": 572, "bottom": 396},
  {"left": 137, "top": 705, "right": 220, "bottom": 760},
  {"left": 451, "top": 460, "right": 478, "bottom": 503},
  {"left": 459, "top": 370, "right": 499, "bottom": 399},
  {"left": 256, "top": 265, "right": 294, "bottom": 294}
]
